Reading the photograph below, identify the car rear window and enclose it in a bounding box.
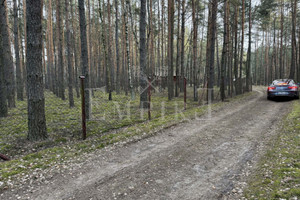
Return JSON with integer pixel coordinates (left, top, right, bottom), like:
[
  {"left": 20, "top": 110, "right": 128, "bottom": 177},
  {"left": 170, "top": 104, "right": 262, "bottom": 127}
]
[{"left": 273, "top": 80, "right": 291, "bottom": 86}]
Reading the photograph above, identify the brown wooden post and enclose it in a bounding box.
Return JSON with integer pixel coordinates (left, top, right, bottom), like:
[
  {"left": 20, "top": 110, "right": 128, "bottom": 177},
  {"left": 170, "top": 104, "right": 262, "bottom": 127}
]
[
  {"left": 80, "top": 76, "right": 87, "bottom": 140},
  {"left": 184, "top": 78, "right": 187, "bottom": 110},
  {"left": 148, "top": 77, "right": 151, "bottom": 120}
]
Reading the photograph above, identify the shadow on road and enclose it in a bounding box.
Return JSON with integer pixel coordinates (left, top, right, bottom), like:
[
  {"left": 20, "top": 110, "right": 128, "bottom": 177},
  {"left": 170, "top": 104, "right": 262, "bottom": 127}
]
[{"left": 269, "top": 97, "right": 297, "bottom": 102}]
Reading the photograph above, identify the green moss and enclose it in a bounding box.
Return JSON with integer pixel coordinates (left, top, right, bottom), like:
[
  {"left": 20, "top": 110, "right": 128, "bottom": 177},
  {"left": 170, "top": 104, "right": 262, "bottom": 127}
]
[{"left": 23, "top": 152, "right": 43, "bottom": 161}]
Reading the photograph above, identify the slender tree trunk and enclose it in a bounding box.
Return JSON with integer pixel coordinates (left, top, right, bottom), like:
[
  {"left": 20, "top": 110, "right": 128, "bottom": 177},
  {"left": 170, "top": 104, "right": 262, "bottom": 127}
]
[
  {"left": 13, "top": 0, "right": 23, "bottom": 101},
  {"left": 233, "top": 5, "right": 239, "bottom": 94},
  {"left": 107, "top": 0, "right": 115, "bottom": 93},
  {"left": 19, "top": 0, "right": 25, "bottom": 94},
  {"left": 71, "top": 1, "right": 80, "bottom": 98},
  {"left": 26, "top": 0, "right": 47, "bottom": 141},
  {"left": 99, "top": 0, "right": 112, "bottom": 100},
  {"left": 192, "top": 0, "right": 198, "bottom": 101},
  {"left": 87, "top": 0, "right": 92, "bottom": 89},
  {"left": 167, "top": 0, "right": 174, "bottom": 100},
  {"left": 125, "top": 0, "right": 134, "bottom": 100},
  {"left": 254, "top": 38, "right": 257, "bottom": 85},
  {"left": 46, "top": 0, "right": 53, "bottom": 92},
  {"left": 239, "top": 0, "right": 245, "bottom": 94},
  {"left": 273, "top": 16, "right": 277, "bottom": 79},
  {"left": 140, "top": 0, "right": 148, "bottom": 108},
  {"left": 289, "top": 0, "right": 296, "bottom": 80},
  {"left": 65, "top": 0, "right": 74, "bottom": 107},
  {"left": 175, "top": 0, "right": 180, "bottom": 97},
  {"left": 115, "top": 0, "right": 120, "bottom": 94},
  {"left": 220, "top": 0, "right": 229, "bottom": 101},
  {"left": 23, "top": 0, "right": 27, "bottom": 95},
  {"left": 246, "top": 0, "right": 252, "bottom": 92},
  {"left": 161, "top": 0, "right": 165, "bottom": 79},
  {"left": 180, "top": 0, "right": 185, "bottom": 92},
  {"left": 279, "top": 0, "right": 284, "bottom": 79},
  {"left": 298, "top": 22, "right": 300, "bottom": 82},
  {"left": 149, "top": 0, "right": 154, "bottom": 79},
  {"left": 56, "top": 0, "right": 65, "bottom": 100},
  {"left": 79, "top": 0, "right": 91, "bottom": 119}
]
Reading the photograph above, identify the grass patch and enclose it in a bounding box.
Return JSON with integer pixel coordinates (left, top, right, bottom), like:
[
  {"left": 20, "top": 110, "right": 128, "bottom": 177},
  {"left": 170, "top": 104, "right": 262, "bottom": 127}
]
[{"left": 243, "top": 100, "right": 300, "bottom": 199}]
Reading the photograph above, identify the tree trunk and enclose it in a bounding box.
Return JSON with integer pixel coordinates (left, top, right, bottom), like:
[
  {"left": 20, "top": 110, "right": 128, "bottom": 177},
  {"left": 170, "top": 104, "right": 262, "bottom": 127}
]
[
  {"left": 192, "top": 0, "right": 198, "bottom": 101},
  {"left": 125, "top": 0, "right": 134, "bottom": 100},
  {"left": 0, "top": 0, "right": 16, "bottom": 108},
  {"left": 99, "top": 0, "right": 112, "bottom": 100},
  {"left": 233, "top": 5, "right": 239, "bottom": 94},
  {"left": 79, "top": 0, "right": 91, "bottom": 119},
  {"left": 220, "top": 0, "right": 229, "bottom": 101},
  {"left": 56, "top": 0, "right": 65, "bottom": 100},
  {"left": 46, "top": 0, "right": 54, "bottom": 92},
  {"left": 14, "top": 0, "right": 23, "bottom": 101},
  {"left": 140, "top": 0, "right": 148, "bottom": 108},
  {"left": 26, "top": 0, "right": 47, "bottom": 141},
  {"left": 279, "top": 0, "right": 283, "bottom": 79},
  {"left": 206, "top": 0, "right": 218, "bottom": 101},
  {"left": 175, "top": 0, "right": 180, "bottom": 97},
  {"left": 23, "top": 0, "right": 27, "bottom": 95},
  {"left": 71, "top": 0, "right": 80, "bottom": 98},
  {"left": 180, "top": 0, "right": 185, "bottom": 92},
  {"left": 0, "top": 34, "right": 8, "bottom": 117},
  {"left": 239, "top": 0, "right": 245, "bottom": 94},
  {"left": 246, "top": 0, "right": 252, "bottom": 92},
  {"left": 107, "top": 0, "right": 115, "bottom": 93},
  {"left": 289, "top": 0, "right": 296, "bottom": 80},
  {"left": 65, "top": 0, "right": 74, "bottom": 107},
  {"left": 167, "top": 0, "right": 174, "bottom": 100},
  {"left": 115, "top": 0, "right": 120, "bottom": 94},
  {"left": 161, "top": 0, "right": 165, "bottom": 79}
]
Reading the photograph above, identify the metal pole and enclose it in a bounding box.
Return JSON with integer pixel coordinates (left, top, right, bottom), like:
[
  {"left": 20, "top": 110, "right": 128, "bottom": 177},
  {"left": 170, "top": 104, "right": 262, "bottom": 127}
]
[
  {"left": 80, "top": 76, "right": 87, "bottom": 140},
  {"left": 184, "top": 78, "right": 187, "bottom": 110},
  {"left": 148, "top": 77, "right": 151, "bottom": 120}
]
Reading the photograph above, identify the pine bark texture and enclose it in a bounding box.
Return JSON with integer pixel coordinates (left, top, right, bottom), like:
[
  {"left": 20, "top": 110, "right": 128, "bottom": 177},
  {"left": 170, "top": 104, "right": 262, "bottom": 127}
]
[
  {"left": 0, "top": 33, "right": 8, "bottom": 117},
  {"left": 26, "top": 0, "right": 47, "bottom": 141},
  {"left": 140, "top": 0, "right": 148, "bottom": 109},
  {"left": 56, "top": 0, "right": 65, "bottom": 100},
  {"left": 206, "top": 0, "right": 218, "bottom": 101},
  {"left": 0, "top": 0, "right": 16, "bottom": 108},
  {"left": 65, "top": 0, "right": 74, "bottom": 107},
  {"left": 14, "top": 0, "right": 23, "bottom": 101},
  {"left": 168, "top": 0, "right": 174, "bottom": 100},
  {"left": 79, "top": 0, "right": 91, "bottom": 119},
  {"left": 289, "top": 0, "right": 296, "bottom": 80}
]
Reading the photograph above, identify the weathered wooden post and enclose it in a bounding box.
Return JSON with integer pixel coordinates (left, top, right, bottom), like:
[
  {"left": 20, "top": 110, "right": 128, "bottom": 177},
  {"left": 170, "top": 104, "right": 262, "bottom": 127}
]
[
  {"left": 184, "top": 78, "right": 187, "bottom": 110},
  {"left": 80, "top": 76, "right": 87, "bottom": 140},
  {"left": 148, "top": 77, "right": 151, "bottom": 120}
]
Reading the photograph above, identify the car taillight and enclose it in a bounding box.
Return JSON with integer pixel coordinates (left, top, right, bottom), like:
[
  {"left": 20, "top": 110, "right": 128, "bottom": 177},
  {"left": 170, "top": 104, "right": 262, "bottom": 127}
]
[
  {"left": 268, "top": 87, "right": 276, "bottom": 91},
  {"left": 288, "top": 86, "right": 298, "bottom": 90}
]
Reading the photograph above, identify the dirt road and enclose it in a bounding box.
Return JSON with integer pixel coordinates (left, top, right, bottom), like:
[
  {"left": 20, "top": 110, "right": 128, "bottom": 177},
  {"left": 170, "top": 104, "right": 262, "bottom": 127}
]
[{"left": 1, "top": 87, "right": 294, "bottom": 200}]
